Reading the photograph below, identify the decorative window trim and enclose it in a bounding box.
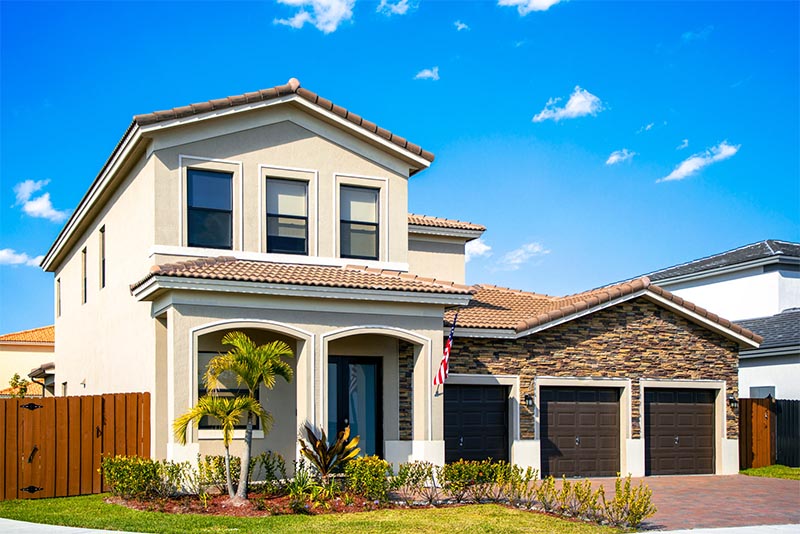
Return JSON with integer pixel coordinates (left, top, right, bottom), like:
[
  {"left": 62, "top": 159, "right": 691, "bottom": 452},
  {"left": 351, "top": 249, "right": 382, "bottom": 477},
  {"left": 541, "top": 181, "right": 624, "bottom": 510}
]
[
  {"left": 258, "top": 165, "right": 318, "bottom": 255},
  {"left": 178, "top": 155, "right": 243, "bottom": 250},
  {"left": 334, "top": 174, "right": 388, "bottom": 261}
]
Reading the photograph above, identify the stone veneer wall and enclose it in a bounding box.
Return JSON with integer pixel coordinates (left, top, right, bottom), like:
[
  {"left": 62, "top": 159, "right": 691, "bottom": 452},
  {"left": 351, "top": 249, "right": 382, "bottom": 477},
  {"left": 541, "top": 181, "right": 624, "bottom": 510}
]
[
  {"left": 447, "top": 298, "right": 740, "bottom": 439},
  {"left": 398, "top": 340, "right": 415, "bottom": 440}
]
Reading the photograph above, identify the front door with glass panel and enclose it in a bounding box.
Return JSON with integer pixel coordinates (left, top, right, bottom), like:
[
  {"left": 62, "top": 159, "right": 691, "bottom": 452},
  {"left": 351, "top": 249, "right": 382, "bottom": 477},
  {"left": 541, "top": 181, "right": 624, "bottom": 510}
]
[{"left": 327, "top": 357, "right": 382, "bottom": 457}]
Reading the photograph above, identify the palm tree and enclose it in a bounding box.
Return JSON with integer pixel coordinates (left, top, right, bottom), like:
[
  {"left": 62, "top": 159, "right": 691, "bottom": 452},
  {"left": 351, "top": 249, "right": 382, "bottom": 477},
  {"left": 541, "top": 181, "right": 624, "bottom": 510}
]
[
  {"left": 205, "top": 331, "right": 294, "bottom": 501},
  {"left": 173, "top": 394, "right": 269, "bottom": 499}
]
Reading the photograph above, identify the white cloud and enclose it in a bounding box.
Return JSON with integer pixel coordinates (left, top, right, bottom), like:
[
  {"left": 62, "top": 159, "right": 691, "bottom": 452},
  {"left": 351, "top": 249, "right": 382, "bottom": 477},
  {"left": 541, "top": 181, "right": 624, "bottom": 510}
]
[
  {"left": 414, "top": 66, "right": 440, "bottom": 81},
  {"left": 465, "top": 239, "right": 492, "bottom": 263},
  {"left": 682, "top": 25, "right": 714, "bottom": 42},
  {"left": 532, "top": 86, "right": 604, "bottom": 123},
  {"left": 637, "top": 122, "right": 654, "bottom": 133},
  {"left": 606, "top": 149, "right": 636, "bottom": 166},
  {"left": 13, "top": 179, "right": 69, "bottom": 222},
  {"left": 377, "top": 0, "right": 412, "bottom": 15},
  {"left": 498, "top": 0, "right": 563, "bottom": 16},
  {"left": 0, "top": 248, "right": 43, "bottom": 267},
  {"left": 274, "top": 0, "right": 355, "bottom": 34},
  {"left": 658, "top": 140, "right": 740, "bottom": 183},
  {"left": 677, "top": 139, "right": 689, "bottom": 150},
  {"left": 454, "top": 20, "right": 469, "bottom": 31},
  {"left": 497, "top": 242, "right": 550, "bottom": 271}
]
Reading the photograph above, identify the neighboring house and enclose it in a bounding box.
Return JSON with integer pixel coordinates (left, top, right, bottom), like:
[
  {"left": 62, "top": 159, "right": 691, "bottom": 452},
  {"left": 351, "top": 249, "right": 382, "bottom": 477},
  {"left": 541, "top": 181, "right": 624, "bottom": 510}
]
[
  {"left": 647, "top": 240, "right": 800, "bottom": 400},
  {"left": 0, "top": 326, "right": 54, "bottom": 395},
  {"left": 41, "top": 79, "right": 759, "bottom": 477}
]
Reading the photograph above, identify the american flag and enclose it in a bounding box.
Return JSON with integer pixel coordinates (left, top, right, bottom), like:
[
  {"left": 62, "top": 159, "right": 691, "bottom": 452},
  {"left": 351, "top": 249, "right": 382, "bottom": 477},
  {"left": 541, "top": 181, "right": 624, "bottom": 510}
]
[{"left": 434, "top": 312, "right": 458, "bottom": 386}]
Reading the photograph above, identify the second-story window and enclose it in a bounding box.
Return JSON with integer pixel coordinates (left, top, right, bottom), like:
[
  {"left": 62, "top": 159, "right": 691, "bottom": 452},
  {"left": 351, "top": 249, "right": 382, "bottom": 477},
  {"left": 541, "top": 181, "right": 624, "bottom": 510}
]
[
  {"left": 340, "top": 186, "right": 379, "bottom": 261},
  {"left": 266, "top": 179, "right": 308, "bottom": 255},
  {"left": 187, "top": 169, "right": 233, "bottom": 249}
]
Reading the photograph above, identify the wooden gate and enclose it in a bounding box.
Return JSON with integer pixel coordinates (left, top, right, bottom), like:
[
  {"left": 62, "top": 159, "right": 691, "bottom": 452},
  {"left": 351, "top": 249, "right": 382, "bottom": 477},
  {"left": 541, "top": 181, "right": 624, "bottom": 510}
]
[
  {"left": 739, "top": 397, "right": 776, "bottom": 469},
  {"left": 0, "top": 393, "right": 150, "bottom": 501}
]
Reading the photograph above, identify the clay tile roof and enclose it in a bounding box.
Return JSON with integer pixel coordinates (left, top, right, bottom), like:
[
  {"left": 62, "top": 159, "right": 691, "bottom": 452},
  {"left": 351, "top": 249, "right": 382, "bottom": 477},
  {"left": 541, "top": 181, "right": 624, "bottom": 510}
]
[
  {"left": 0, "top": 381, "right": 44, "bottom": 397},
  {"left": 133, "top": 78, "right": 434, "bottom": 163},
  {"left": 408, "top": 214, "right": 486, "bottom": 232},
  {"left": 131, "top": 257, "right": 473, "bottom": 296},
  {"left": 0, "top": 325, "right": 55, "bottom": 344},
  {"left": 446, "top": 277, "right": 762, "bottom": 344}
]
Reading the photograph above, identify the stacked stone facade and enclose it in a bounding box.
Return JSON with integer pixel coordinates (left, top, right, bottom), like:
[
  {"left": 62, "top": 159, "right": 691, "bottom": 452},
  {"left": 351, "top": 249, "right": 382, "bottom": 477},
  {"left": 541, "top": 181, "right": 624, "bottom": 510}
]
[
  {"left": 398, "top": 340, "right": 414, "bottom": 440},
  {"left": 447, "top": 298, "right": 739, "bottom": 439}
]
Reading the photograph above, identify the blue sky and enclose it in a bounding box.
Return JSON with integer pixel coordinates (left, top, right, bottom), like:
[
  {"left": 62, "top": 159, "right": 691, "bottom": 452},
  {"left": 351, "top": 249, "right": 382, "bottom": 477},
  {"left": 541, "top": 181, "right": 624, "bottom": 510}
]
[{"left": 1, "top": 0, "right": 798, "bottom": 333}]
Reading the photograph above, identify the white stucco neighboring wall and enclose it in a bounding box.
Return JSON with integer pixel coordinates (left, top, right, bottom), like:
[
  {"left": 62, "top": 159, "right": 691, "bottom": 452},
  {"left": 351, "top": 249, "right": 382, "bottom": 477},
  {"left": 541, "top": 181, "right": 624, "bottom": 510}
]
[{"left": 739, "top": 353, "right": 800, "bottom": 400}]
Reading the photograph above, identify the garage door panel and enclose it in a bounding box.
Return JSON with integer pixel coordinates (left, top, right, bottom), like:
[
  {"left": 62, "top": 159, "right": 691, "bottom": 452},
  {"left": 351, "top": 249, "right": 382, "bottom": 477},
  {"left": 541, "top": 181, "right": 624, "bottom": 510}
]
[
  {"left": 541, "top": 387, "right": 620, "bottom": 478},
  {"left": 645, "top": 388, "right": 715, "bottom": 475},
  {"left": 445, "top": 385, "right": 509, "bottom": 463}
]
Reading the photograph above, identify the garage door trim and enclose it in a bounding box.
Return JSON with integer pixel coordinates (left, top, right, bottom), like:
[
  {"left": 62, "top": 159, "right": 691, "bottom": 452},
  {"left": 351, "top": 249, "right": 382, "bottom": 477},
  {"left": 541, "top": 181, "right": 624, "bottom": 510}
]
[
  {"left": 640, "top": 379, "right": 725, "bottom": 475},
  {"left": 535, "top": 376, "right": 632, "bottom": 475},
  {"left": 446, "top": 373, "right": 519, "bottom": 445}
]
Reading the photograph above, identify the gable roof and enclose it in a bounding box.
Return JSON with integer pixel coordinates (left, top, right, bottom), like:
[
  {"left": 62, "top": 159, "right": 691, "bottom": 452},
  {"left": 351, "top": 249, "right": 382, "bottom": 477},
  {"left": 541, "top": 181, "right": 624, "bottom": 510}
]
[
  {"left": 446, "top": 277, "right": 762, "bottom": 346},
  {"left": 130, "top": 256, "right": 473, "bottom": 296},
  {"left": 134, "top": 78, "right": 434, "bottom": 163},
  {"left": 0, "top": 325, "right": 54, "bottom": 345},
  {"left": 408, "top": 214, "right": 486, "bottom": 232},
  {"left": 737, "top": 309, "right": 800, "bottom": 351},
  {"left": 648, "top": 240, "right": 800, "bottom": 282}
]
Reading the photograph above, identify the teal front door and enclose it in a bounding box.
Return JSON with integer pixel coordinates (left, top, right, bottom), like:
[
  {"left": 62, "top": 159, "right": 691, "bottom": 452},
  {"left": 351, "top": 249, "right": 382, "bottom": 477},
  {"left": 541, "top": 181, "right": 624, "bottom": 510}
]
[{"left": 327, "top": 357, "right": 382, "bottom": 457}]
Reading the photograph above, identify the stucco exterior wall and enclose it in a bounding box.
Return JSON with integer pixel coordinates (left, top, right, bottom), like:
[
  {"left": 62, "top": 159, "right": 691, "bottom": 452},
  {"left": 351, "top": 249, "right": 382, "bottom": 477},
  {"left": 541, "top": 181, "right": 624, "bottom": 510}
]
[
  {"left": 407, "top": 237, "right": 467, "bottom": 283},
  {"left": 448, "top": 298, "right": 740, "bottom": 439},
  {"left": 53, "top": 154, "right": 157, "bottom": 398},
  {"left": 160, "top": 295, "right": 445, "bottom": 465},
  {"left": 660, "top": 268, "right": 796, "bottom": 321},
  {"left": 740, "top": 353, "right": 800, "bottom": 400},
  {"left": 0, "top": 344, "right": 53, "bottom": 388},
  {"left": 151, "top": 107, "right": 412, "bottom": 265}
]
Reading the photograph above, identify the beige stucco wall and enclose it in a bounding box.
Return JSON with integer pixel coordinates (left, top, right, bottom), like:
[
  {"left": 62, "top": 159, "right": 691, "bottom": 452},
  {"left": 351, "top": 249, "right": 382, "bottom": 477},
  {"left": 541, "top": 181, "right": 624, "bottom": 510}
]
[
  {"left": 160, "top": 294, "right": 445, "bottom": 465},
  {"left": 53, "top": 153, "right": 157, "bottom": 398},
  {"left": 408, "top": 236, "right": 467, "bottom": 283},
  {"left": 151, "top": 107, "right": 412, "bottom": 265},
  {"left": 0, "top": 344, "right": 53, "bottom": 388}
]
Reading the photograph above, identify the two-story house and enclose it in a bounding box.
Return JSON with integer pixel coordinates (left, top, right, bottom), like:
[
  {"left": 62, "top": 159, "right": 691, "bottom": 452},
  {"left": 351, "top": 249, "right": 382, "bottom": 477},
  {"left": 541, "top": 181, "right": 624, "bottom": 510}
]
[
  {"left": 42, "top": 79, "right": 761, "bottom": 477},
  {"left": 647, "top": 240, "right": 800, "bottom": 400}
]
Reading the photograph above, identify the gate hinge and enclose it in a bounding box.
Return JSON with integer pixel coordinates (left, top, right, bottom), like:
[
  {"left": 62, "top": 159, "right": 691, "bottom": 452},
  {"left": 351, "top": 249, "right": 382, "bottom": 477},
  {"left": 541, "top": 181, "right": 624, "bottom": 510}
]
[
  {"left": 20, "top": 403, "right": 43, "bottom": 411},
  {"left": 20, "top": 485, "right": 43, "bottom": 494}
]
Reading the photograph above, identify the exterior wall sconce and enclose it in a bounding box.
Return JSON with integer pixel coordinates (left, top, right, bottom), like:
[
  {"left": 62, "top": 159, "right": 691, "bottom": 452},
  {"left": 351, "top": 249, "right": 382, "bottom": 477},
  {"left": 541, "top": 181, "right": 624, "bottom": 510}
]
[
  {"left": 524, "top": 394, "right": 534, "bottom": 408},
  {"left": 728, "top": 394, "right": 738, "bottom": 411}
]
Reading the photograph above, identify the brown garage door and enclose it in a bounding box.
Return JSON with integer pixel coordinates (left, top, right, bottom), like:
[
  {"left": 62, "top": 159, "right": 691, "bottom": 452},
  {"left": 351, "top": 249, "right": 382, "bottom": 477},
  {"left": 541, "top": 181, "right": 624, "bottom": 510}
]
[
  {"left": 444, "top": 385, "right": 509, "bottom": 463},
  {"left": 540, "top": 387, "right": 620, "bottom": 477},
  {"left": 645, "top": 388, "right": 715, "bottom": 475}
]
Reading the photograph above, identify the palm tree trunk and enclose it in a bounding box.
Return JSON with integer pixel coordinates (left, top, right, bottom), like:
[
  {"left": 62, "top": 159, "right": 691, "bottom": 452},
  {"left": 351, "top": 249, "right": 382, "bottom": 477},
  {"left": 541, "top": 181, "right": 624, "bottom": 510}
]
[
  {"left": 223, "top": 445, "right": 235, "bottom": 498},
  {"left": 235, "top": 412, "right": 253, "bottom": 500}
]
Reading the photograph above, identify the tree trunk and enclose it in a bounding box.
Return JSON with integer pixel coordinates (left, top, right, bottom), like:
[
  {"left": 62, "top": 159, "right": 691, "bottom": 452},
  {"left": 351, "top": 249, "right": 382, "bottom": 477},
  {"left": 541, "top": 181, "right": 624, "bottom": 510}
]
[
  {"left": 235, "top": 411, "right": 253, "bottom": 501},
  {"left": 223, "top": 445, "right": 235, "bottom": 499}
]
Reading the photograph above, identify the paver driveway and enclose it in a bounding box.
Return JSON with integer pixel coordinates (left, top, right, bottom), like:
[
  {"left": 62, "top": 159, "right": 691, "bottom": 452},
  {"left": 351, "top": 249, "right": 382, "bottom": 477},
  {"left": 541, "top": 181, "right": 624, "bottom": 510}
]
[{"left": 588, "top": 474, "right": 800, "bottom": 531}]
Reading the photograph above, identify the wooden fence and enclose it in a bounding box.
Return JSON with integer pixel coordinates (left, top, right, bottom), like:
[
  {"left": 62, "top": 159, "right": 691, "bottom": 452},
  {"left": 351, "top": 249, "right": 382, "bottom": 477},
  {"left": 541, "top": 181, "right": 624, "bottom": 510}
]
[
  {"left": 739, "top": 397, "right": 776, "bottom": 469},
  {"left": 0, "top": 393, "right": 150, "bottom": 501},
  {"left": 776, "top": 399, "right": 800, "bottom": 467}
]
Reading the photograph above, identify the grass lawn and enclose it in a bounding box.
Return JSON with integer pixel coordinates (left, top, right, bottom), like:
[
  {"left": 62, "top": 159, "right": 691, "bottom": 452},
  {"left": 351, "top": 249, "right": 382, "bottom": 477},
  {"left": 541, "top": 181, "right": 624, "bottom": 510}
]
[
  {"left": 740, "top": 465, "right": 800, "bottom": 480},
  {"left": 0, "top": 494, "right": 619, "bottom": 534}
]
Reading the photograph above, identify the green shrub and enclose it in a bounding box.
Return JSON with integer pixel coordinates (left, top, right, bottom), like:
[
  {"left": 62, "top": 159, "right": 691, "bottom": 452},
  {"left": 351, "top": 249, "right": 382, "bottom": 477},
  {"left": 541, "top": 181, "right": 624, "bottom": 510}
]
[
  {"left": 197, "top": 454, "right": 241, "bottom": 494},
  {"left": 345, "top": 455, "right": 391, "bottom": 502},
  {"left": 467, "top": 460, "right": 496, "bottom": 503},
  {"left": 286, "top": 462, "right": 318, "bottom": 513},
  {"left": 299, "top": 424, "right": 360, "bottom": 481},
  {"left": 439, "top": 459, "right": 474, "bottom": 503},
  {"left": 599, "top": 475, "right": 657, "bottom": 528},
  {"left": 101, "top": 456, "right": 160, "bottom": 499},
  {"left": 498, "top": 464, "right": 538, "bottom": 509},
  {"left": 391, "top": 461, "right": 435, "bottom": 505},
  {"left": 555, "top": 477, "right": 599, "bottom": 519},
  {"left": 534, "top": 475, "right": 557, "bottom": 512}
]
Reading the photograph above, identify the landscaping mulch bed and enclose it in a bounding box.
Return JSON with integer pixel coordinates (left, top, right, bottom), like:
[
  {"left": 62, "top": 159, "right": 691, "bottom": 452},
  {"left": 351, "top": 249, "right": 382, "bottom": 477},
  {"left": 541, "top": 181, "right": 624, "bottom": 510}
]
[{"left": 108, "top": 493, "right": 406, "bottom": 517}]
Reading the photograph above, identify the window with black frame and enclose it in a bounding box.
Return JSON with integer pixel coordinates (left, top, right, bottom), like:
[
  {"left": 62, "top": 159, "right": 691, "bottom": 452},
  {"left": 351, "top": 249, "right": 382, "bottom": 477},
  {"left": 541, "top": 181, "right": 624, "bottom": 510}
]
[
  {"left": 197, "top": 351, "right": 259, "bottom": 429},
  {"left": 266, "top": 178, "right": 308, "bottom": 254},
  {"left": 187, "top": 169, "right": 233, "bottom": 249},
  {"left": 340, "top": 185, "right": 379, "bottom": 260}
]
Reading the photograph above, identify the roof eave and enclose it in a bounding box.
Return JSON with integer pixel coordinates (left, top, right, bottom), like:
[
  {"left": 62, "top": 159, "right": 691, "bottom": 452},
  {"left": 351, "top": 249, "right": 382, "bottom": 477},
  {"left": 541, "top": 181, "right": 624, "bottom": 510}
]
[
  {"left": 652, "top": 256, "right": 800, "bottom": 286},
  {"left": 408, "top": 225, "right": 485, "bottom": 241},
  {"left": 132, "top": 275, "right": 473, "bottom": 307}
]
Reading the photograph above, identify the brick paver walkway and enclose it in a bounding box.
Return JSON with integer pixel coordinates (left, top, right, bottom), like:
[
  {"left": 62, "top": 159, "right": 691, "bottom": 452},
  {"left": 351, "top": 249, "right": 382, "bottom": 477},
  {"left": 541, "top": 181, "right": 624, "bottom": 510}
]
[{"left": 588, "top": 475, "right": 800, "bottom": 531}]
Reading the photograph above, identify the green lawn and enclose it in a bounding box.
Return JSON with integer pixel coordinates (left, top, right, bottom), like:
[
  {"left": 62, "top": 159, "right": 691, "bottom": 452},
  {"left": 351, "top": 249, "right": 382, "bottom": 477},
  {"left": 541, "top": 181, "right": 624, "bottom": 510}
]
[
  {"left": 0, "top": 494, "right": 618, "bottom": 534},
  {"left": 740, "top": 464, "right": 800, "bottom": 480}
]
